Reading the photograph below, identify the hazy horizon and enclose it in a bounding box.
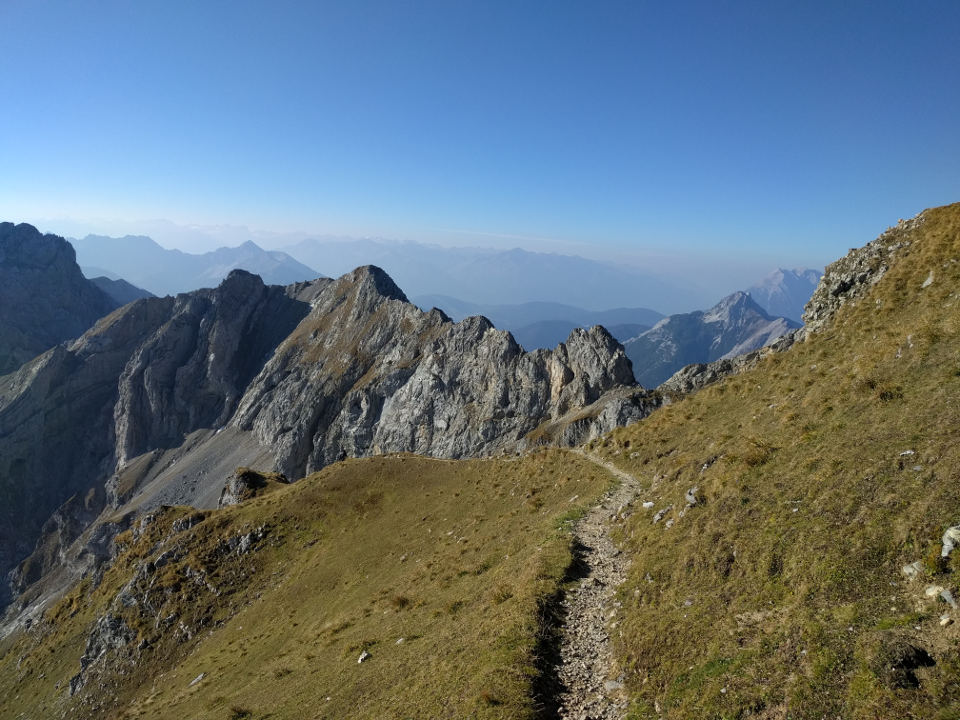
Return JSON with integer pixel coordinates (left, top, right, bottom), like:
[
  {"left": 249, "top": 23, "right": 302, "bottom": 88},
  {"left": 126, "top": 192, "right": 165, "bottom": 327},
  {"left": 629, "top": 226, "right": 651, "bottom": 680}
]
[
  {"left": 2, "top": 2, "right": 957, "bottom": 294},
  {"left": 28, "top": 215, "right": 824, "bottom": 311}
]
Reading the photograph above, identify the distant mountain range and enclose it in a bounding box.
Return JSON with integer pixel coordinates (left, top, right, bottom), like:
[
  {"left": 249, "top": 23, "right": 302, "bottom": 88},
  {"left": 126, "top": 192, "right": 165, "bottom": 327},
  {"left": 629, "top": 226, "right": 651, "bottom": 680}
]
[
  {"left": 281, "top": 238, "right": 709, "bottom": 312},
  {"left": 413, "top": 295, "right": 664, "bottom": 349},
  {"left": 624, "top": 291, "right": 801, "bottom": 388},
  {"left": 71, "top": 235, "right": 321, "bottom": 296},
  {"left": 746, "top": 268, "right": 822, "bottom": 322}
]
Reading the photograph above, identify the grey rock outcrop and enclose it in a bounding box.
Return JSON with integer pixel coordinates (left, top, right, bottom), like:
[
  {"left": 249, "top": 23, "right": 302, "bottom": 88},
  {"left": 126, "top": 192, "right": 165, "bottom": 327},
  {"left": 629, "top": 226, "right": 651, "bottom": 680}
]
[
  {"left": 803, "top": 213, "right": 922, "bottom": 332},
  {"left": 0, "top": 271, "right": 315, "bottom": 597},
  {"left": 217, "top": 468, "right": 288, "bottom": 508},
  {"left": 2, "top": 265, "right": 648, "bottom": 618},
  {"left": 233, "top": 266, "right": 642, "bottom": 477},
  {"left": 112, "top": 269, "right": 315, "bottom": 465},
  {"left": 0, "top": 222, "right": 119, "bottom": 374}
]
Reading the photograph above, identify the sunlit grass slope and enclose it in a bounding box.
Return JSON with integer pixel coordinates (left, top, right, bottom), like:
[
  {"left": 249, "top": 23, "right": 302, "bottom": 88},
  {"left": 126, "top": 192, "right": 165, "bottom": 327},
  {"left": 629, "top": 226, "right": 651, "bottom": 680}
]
[
  {"left": 0, "top": 450, "right": 609, "bottom": 720},
  {"left": 590, "top": 203, "right": 960, "bottom": 719}
]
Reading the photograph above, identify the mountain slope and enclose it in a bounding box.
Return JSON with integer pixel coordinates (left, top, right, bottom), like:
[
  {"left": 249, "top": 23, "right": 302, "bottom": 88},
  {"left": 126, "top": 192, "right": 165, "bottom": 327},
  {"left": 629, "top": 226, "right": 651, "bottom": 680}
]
[
  {"left": 72, "top": 234, "right": 321, "bottom": 295},
  {"left": 88, "top": 276, "right": 154, "bottom": 305},
  {"left": 0, "top": 223, "right": 118, "bottom": 375},
  {"left": 624, "top": 291, "right": 800, "bottom": 388},
  {"left": 0, "top": 266, "right": 651, "bottom": 615},
  {"left": 747, "top": 267, "right": 822, "bottom": 323},
  {"left": 588, "top": 204, "right": 960, "bottom": 718},
  {"left": 0, "top": 451, "right": 611, "bottom": 719}
]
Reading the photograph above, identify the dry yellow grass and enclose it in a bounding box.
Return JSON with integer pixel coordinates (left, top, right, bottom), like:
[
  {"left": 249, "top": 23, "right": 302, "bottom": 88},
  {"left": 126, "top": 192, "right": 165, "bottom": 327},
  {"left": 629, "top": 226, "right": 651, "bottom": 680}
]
[
  {"left": 589, "top": 202, "right": 960, "bottom": 718},
  {"left": 0, "top": 450, "right": 609, "bottom": 720}
]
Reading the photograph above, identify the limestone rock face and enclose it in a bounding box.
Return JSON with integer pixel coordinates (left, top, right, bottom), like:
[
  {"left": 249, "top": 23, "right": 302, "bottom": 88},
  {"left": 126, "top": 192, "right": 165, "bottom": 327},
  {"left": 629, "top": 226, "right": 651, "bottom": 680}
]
[
  {"left": 113, "top": 270, "right": 313, "bottom": 465},
  {"left": 0, "top": 223, "right": 118, "bottom": 374},
  {"left": 233, "top": 267, "right": 640, "bottom": 477},
  {"left": 0, "top": 272, "right": 315, "bottom": 594},
  {"left": 803, "top": 213, "right": 922, "bottom": 332},
  {"left": 1, "top": 264, "right": 644, "bottom": 613},
  {"left": 217, "top": 468, "right": 288, "bottom": 508}
]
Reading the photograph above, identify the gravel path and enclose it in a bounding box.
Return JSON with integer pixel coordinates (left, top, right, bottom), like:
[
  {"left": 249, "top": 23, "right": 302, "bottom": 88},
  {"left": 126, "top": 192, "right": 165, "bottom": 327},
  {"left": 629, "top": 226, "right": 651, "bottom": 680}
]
[{"left": 554, "top": 449, "right": 641, "bottom": 720}]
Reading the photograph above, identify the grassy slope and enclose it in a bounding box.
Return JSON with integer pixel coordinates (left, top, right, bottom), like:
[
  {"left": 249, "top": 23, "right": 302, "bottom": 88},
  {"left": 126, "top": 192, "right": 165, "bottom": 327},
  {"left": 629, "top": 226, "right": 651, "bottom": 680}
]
[
  {"left": 0, "top": 451, "right": 609, "bottom": 720},
  {"left": 589, "top": 203, "right": 960, "bottom": 719}
]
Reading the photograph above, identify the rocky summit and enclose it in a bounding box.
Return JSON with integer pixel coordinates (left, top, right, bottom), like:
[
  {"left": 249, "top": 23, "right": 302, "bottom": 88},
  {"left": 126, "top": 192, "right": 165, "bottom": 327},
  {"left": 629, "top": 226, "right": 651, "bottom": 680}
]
[
  {"left": 0, "top": 223, "right": 119, "bottom": 375},
  {"left": 0, "top": 263, "right": 650, "bottom": 616}
]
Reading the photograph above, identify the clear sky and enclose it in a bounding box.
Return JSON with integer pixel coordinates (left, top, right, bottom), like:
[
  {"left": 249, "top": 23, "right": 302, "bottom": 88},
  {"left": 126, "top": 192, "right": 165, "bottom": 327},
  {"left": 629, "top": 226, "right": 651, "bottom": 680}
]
[{"left": 1, "top": 0, "right": 958, "bottom": 271}]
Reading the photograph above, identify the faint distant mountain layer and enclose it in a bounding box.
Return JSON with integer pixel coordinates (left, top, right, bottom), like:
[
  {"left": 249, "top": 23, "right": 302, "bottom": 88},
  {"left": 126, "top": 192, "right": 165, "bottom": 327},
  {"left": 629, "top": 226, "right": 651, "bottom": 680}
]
[
  {"left": 747, "top": 268, "right": 822, "bottom": 323},
  {"left": 285, "top": 238, "right": 706, "bottom": 312},
  {"left": 0, "top": 222, "right": 118, "bottom": 375},
  {"left": 72, "top": 235, "right": 321, "bottom": 296},
  {"left": 89, "top": 276, "right": 154, "bottom": 305},
  {"left": 414, "top": 295, "right": 663, "bottom": 349},
  {"left": 624, "top": 291, "right": 800, "bottom": 388}
]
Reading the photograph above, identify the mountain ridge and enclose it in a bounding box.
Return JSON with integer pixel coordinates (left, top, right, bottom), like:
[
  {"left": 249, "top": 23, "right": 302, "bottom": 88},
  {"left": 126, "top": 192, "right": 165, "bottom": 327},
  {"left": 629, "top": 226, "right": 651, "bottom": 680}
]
[
  {"left": 71, "top": 233, "right": 321, "bottom": 296},
  {"left": 624, "top": 291, "right": 800, "bottom": 388},
  {"left": 0, "top": 264, "right": 654, "bottom": 620}
]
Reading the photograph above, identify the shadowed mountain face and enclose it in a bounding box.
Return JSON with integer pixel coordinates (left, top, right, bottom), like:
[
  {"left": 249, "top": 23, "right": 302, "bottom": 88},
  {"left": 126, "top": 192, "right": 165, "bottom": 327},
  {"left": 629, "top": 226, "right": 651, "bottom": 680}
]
[
  {"left": 0, "top": 223, "right": 119, "bottom": 375},
  {"left": 0, "top": 270, "right": 314, "bottom": 603},
  {"left": 624, "top": 291, "right": 800, "bottom": 388},
  {"left": 88, "top": 276, "right": 154, "bottom": 305},
  {"left": 0, "top": 265, "right": 651, "bottom": 612},
  {"left": 72, "top": 234, "right": 321, "bottom": 296},
  {"left": 747, "top": 267, "right": 822, "bottom": 322}
]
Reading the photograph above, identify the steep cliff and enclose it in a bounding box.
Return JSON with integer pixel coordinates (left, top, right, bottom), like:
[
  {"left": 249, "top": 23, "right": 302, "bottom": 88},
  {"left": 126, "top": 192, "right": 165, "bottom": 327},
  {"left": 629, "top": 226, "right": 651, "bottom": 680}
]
[
  {"left": 0, "top": 272, "right": 315, "bottom": 601},
  {"left": 1, "top": 266, "right": 646, "bottom": 615},
  {"left": 0, "top": 223, "right": 118, "bottom": 375}
]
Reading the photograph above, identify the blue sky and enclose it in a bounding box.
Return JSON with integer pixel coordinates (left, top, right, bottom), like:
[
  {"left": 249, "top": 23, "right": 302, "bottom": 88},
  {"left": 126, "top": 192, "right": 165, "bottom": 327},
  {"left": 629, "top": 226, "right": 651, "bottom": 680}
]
[{"left": 1, "top": 0, "right": 958, "bottom": 272}]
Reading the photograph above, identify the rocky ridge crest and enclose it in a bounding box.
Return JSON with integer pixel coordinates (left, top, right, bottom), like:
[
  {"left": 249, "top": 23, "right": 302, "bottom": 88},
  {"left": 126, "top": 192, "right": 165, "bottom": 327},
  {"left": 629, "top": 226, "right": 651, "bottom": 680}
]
[
  {"left": 2, "top": 265, "right": 647, "bottom": 619},
  {"left": 803, "top": 213, "right": 922, "bottom": 331},
  {"left": 658, "top": 211, "right": 928, "bottom": 395}
]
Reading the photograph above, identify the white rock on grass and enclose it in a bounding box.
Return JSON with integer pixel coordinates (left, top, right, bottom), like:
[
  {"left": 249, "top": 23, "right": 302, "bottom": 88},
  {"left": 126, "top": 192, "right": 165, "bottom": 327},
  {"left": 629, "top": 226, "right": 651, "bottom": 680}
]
[
  {"left": 941, "top": 525, "right": 960, "bottom": 558},
  {"left": 901, "top": 560, "right": 924, "bottom": 579}
]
